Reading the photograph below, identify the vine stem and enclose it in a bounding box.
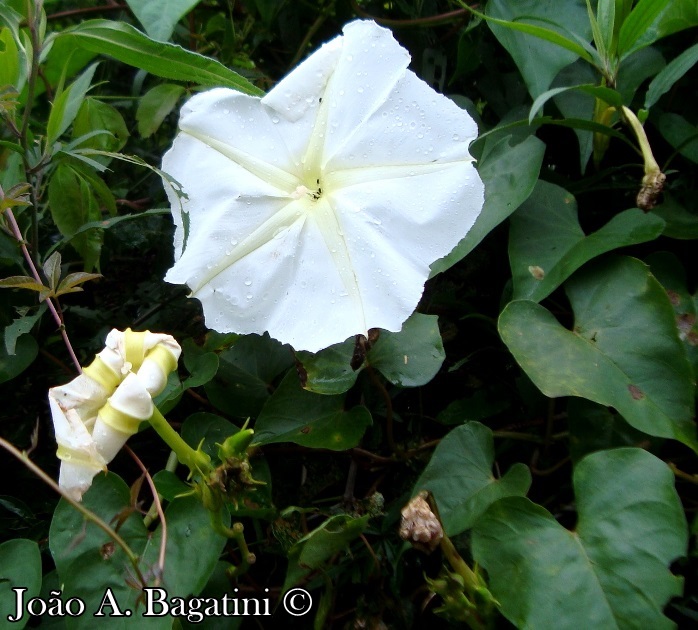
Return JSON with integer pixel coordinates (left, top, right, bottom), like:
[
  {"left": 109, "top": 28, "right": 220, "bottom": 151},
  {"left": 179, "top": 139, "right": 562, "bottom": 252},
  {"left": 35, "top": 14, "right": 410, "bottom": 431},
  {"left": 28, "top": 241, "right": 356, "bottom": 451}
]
[
  {"left": 3, "top": 208, "right": 82, "bottom": 373},
  {"left": 44, "top": 2, "right": 128, "bottom": 21},
  {"left": 19, "top": 0, "right": 49, "bottom": 268},
  {"left": 221, "top": 521, "right": 256, "bottom": 578},
  {"left": 0, "top": 436, "right": 147, "bottom": 588},
  {"left": 669, "top": 463, "right": 698, "bottom": 486},
  {"left": 349, "top": 0, "right": 476, "bottom": 28},
  {"left": 438, "top": 534, "right": 489, "bottom": 630},
  {"left": 147, "top": 407, "right": 212, "bottom": 474},
  {"left": 288, "top": 11, "right": 329, "bottom": 71},
  {"left": 124, "top": 445, "right": 167, "bottom": 585},
  {"left": 365, "top": 364, "right": 397, "bottom": 454}
]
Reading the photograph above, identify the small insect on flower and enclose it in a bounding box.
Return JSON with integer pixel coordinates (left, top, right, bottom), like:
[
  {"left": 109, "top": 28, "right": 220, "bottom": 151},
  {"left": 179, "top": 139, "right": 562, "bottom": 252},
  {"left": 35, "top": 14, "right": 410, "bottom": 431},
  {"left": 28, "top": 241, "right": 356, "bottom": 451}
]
[
  {"left": 162, "top": 19, "right": 484, "bottom": 353},
  {"left": 48, "top": 329, "right": 181, "bottom": 501}
]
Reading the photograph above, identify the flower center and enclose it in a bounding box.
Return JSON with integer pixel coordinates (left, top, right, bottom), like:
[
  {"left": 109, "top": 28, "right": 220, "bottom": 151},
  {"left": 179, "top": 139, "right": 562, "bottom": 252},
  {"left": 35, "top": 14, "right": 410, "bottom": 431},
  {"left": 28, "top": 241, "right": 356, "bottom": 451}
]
[{"left": 292, "top": 178, "right": 323, "bottom": 202}]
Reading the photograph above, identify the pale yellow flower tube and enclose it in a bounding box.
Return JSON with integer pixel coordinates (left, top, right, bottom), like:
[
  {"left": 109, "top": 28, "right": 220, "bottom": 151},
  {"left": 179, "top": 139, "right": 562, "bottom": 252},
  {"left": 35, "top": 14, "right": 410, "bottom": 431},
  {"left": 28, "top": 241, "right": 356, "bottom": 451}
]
[{"left": 48, "top": 328, "right": 181, "bottom": 501}]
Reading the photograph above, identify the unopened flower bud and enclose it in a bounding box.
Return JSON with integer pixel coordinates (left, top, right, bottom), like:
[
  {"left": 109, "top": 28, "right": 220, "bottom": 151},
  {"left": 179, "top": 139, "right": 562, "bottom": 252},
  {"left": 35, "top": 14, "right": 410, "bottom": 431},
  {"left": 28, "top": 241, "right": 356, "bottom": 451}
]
[{"left": 49, "top": 328, "right": 182, "bottom": 501}]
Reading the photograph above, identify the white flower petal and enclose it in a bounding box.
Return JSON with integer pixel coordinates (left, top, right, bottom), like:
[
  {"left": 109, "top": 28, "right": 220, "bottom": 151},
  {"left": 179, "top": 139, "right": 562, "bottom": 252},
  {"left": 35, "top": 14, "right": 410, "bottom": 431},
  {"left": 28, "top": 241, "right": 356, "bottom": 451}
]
[
  {"left": 317, "top": 20, "right": 411, "bottom": 167},
  {"left": 48, "top": 373, "right": 109, "bottom": 427},
  {"left": 92, "top": 372, "right": 154, "bottom": 462},
  {"left": 262, "top": 33, "right": 343, "bottom": 123},
  {"left": 325, "top": 69, "right": 478, "bottom": 172},
  {"left": 191, "top": 203, "right": 369, "bottom": 349},
  {"left": 330, "top": 162, "right": 482, "bottom": 332},
  {"left": 49, "top": 397, "right": 106, "bottom": 502},
  {"left": 162, "top": 19, "right": 484, "bottom": 352},
  {"left": 58, "top": 461, "right": 104, "bottom": 502},
  {"left": 49, "top": 329, "right": 181, "bottom": 500}
]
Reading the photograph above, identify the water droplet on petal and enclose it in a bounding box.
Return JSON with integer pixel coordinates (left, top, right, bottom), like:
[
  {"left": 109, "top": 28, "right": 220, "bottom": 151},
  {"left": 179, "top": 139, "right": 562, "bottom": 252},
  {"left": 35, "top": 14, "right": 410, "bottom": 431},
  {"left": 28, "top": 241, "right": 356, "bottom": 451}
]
[
  {"left": 452, "top": 133, "right": 460, "bottom": 141},
  {"left": 244, "top": 279, "right": 252, "bottom": 286},
  {"left": 246, "top": 294, "right": 253, "bottom": 300},
  {"left": 271, "top": 116, "right": 280, "bottom": 124}
]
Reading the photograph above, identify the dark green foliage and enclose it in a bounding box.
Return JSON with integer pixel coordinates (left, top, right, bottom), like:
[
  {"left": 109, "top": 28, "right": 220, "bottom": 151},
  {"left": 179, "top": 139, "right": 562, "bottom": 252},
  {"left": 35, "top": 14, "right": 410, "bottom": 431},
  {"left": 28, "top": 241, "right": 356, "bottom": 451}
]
[{"left": 1, "top": 1, "right": 697, "bottom": 628}]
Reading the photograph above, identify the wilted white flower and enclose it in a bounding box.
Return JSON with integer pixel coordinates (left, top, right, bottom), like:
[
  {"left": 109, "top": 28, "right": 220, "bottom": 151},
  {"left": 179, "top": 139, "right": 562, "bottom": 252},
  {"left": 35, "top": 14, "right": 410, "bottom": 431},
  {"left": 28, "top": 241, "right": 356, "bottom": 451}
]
[
  {"left": 49, "top": 328, "right": 181, "bottom": 500},
  {"left": 163, "top": 19, "right": 484, "bottom": 353},
  {"left": 399, "top": 491, "right": 444, "bottom": 553}
]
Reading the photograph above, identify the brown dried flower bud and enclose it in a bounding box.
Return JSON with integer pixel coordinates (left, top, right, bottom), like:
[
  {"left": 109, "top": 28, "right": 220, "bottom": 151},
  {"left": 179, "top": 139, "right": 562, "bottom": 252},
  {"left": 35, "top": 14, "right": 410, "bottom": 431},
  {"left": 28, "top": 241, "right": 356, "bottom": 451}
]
[
  {"left": 399, "top": 491, "right": 444, "bottom": 553},
  {"left": 636, "top": 170, "right": 666, "bottom": 211}
]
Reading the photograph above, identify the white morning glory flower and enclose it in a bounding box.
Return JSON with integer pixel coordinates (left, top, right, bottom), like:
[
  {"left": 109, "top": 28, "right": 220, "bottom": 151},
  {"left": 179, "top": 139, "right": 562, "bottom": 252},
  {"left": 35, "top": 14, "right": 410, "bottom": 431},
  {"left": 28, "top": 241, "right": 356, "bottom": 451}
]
[
  {"left": 162, "top": 19, "right": 484, "bottom": 353},
  {"left": 49, "top": 329, "right": 181, "bottom": 500}
]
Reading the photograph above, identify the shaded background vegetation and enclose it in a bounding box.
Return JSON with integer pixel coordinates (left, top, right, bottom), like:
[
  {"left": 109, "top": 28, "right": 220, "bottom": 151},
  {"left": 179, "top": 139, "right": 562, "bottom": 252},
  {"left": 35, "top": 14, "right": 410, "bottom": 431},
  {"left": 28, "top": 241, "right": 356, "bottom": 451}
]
[{"left": 1, "top": 1, "right": 697, "bottom": 628}]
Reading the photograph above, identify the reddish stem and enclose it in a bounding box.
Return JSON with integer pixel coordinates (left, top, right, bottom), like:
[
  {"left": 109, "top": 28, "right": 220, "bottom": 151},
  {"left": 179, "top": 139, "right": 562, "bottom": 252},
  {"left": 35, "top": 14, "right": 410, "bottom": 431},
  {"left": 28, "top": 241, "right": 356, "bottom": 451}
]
[
  {"left": 3, "top": 208, "right": 82, "bottom": 373},
  {"left": 124, "top": 445, "right": 167, "bottom": 584}
]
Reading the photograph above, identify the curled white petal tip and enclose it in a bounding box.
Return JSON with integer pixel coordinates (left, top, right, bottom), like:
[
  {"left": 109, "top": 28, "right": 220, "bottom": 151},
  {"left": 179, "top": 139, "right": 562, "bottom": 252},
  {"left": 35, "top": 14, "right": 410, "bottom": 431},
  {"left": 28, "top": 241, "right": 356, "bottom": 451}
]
[
  {"left": 49, "top": 328, "right": 181, "bottom": 500},
  {"left": 163, "top": 19, "right": 484, "bottom": 353}
]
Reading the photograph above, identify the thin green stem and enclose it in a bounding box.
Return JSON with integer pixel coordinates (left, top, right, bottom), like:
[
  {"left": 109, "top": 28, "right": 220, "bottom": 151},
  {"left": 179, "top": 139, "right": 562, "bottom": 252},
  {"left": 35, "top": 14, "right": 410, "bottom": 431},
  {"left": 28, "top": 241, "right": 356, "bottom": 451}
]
[
  {"left": 439, "top": 534, "right": 489, "bottom": 630},
  {"left": 0, "top": 436, "right": 146, "bottom": 586},
  {"left": 621, "top": 106, "right": 660, "bottom": 174},
  {"left": 669, "top": 463, "right": 698, "bottom": 486},
  {"left": 224, "top": 521, "right": 256, "bottom": 578},
  {"left": 148, "top": 407, "right": 212, "bottom": 474}
]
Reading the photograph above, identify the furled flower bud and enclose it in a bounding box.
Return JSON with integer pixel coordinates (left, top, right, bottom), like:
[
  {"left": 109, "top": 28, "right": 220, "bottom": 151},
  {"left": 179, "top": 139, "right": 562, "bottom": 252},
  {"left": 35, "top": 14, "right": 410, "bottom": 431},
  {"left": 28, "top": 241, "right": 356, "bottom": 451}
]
[{"left": 49, "top": 328, "right": 181, "bottom": 500}]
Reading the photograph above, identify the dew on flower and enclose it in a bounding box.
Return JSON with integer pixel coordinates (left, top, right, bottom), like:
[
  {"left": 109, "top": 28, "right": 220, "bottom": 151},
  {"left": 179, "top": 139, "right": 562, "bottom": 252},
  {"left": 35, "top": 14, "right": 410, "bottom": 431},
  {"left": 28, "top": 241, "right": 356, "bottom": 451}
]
[{"left": 162, "top": 19, "right": 484, "bottom": 353}]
